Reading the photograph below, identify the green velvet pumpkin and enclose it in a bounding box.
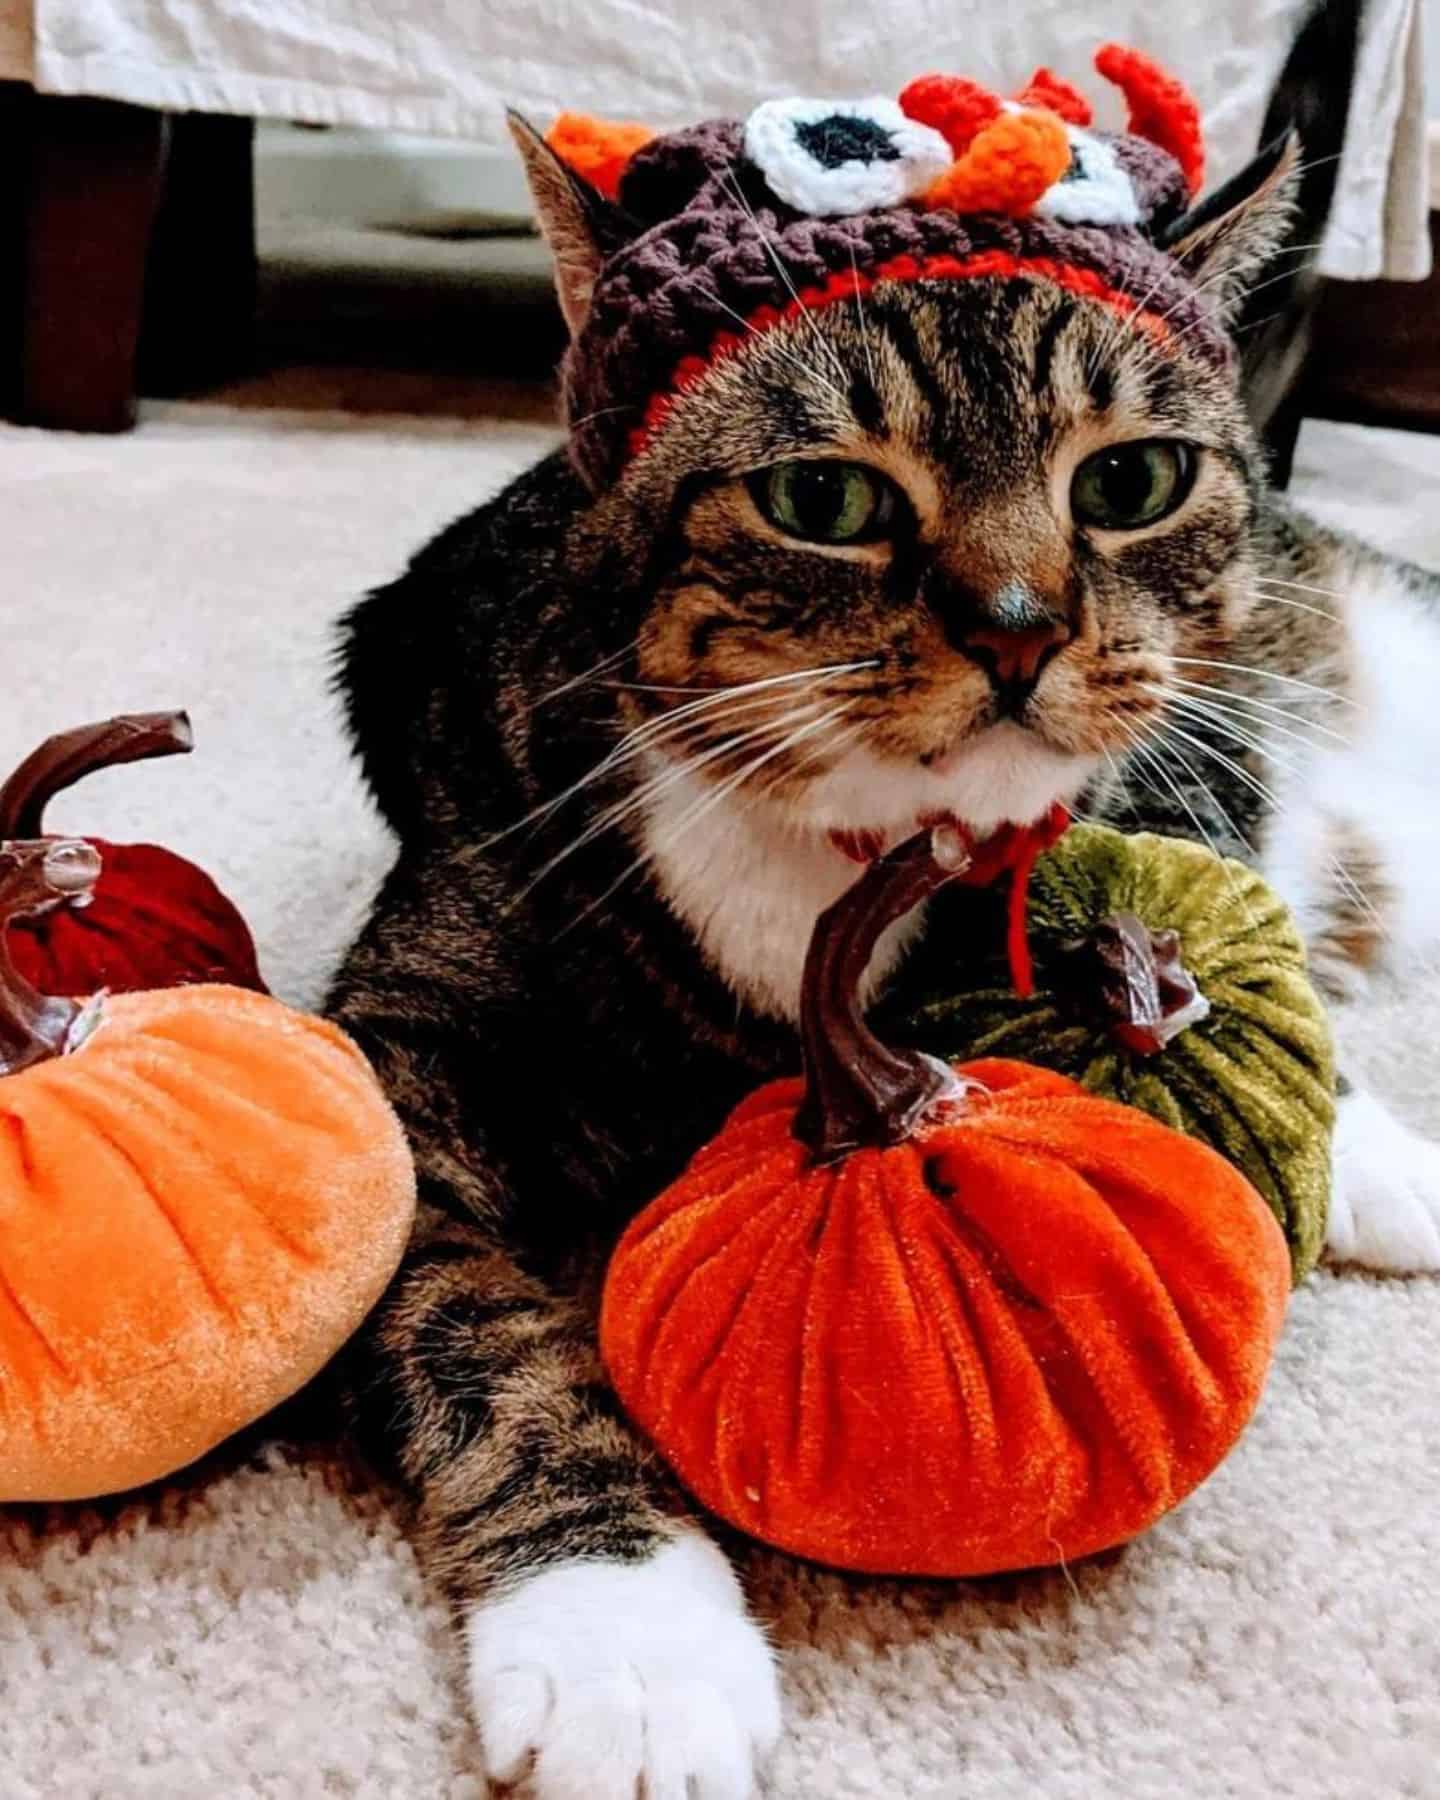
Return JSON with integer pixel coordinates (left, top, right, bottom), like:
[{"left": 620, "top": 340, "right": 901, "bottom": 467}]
[{"left": 884, "top": 824, "right": 1334, "bottom": 1280}]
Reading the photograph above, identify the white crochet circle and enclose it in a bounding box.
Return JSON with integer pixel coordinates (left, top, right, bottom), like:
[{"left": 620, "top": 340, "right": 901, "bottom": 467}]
[
  {"left": 743, "top": 96, "right": 952, "bottom": 217},
  {"left": 1034, "top": 127, "right": 1141, "bottom": 228}
]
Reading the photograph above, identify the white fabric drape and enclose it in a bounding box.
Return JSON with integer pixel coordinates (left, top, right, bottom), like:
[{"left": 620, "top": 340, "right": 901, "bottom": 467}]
[{"left": 0, "top": 0, "right": 1429, "bottom": 279}]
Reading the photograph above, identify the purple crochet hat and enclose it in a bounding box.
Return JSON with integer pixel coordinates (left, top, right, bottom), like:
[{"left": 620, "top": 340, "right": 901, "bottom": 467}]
[{"left": 549, "top": 49, "right": 1233, "bottom": 492}]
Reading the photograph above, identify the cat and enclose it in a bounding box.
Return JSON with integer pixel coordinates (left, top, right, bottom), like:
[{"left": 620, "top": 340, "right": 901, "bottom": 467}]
[{"left": 329, "top": 108, "right": 1440, "bottom": 1799}]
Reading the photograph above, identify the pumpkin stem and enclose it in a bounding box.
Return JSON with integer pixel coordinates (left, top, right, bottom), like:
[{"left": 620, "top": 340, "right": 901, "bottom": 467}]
[
  {"left": 794, "top": 828, "right": 970, "bottom": 1162},
  {"left": 0, "top": 839, "right": 101, "bottom": 1074},
  {"left": 1053, "top": 910, "right": 1211, "bottom": 1055},
  {"left": 0, "top": 711, "right": 194, "bottom": 839}
]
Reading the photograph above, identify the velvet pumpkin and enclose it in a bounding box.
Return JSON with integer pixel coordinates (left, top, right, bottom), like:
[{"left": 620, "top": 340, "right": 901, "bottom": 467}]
[
  {"left": 602, "top": 826, "right": 1291, "bottom": 1578},
  {"left": 0, "top": 838, "right": 416, "bottom": 1502},
  {"left": 0, "top": 712, "right": 266, "bottom": 995},
  {"left": 884, "top": 824, "right": 1334, "bottom": 1280}
]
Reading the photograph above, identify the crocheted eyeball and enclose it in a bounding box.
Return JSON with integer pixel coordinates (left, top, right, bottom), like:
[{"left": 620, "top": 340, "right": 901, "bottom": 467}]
[
  {"left": 1034, "top": 126, "right": 1142, "bottom": 228},
  {"left": 743, "top": 96, "right": 951, "bottom": 217}
]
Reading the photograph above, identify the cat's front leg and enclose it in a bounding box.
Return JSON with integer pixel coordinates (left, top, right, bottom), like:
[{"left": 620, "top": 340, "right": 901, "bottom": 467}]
[
  {"left": 356, "top": 1219, "right": 781, "bottom": 1799},
  {"left": 330, "top": 866, "right": 782, "bottom": 1797},
  {"left": 1328, "top": 1083, "right": 1440, "bottom": 1273}
]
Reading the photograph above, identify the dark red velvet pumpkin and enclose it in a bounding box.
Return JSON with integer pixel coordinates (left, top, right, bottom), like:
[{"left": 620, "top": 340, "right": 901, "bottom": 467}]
[{"left": 0, "top": 713, "right": 266, "bottom": 994}]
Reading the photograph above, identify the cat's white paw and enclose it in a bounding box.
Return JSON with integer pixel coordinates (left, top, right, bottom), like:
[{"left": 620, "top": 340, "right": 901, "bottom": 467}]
[
  {"left": 1329, "top": 1089, "right": 1440, "bottom": 1272},
  {"left": 466, "top": 1531, "right": 781, "bottom": 1799}
]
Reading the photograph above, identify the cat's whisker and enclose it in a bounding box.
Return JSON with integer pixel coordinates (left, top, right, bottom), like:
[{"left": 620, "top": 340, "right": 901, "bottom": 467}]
[
  {"left": 562, "top": 709, "right": 821, "bottom": 859},
  {"left": 1119, "top": 721, "right": 1230, "bottom": 858},
  {"left": 756, "top": 715, "right": 867, "bottom": 801},
  {"left": 1096, "top": 744, "right": 1136, "bottom": 817},
  {"left": 1244, "top": 586, "right": 1340, "bottom": 623},
  {"left": 642, "top": 703, "right": 857, "bottom": 862},
  {"left": 1328, "top": 855, "right": 1385, "bottom": 931},
  {"left": 530, "top": 639, "right": 638, "bottom": 710},
  {"left": 1287, "top": 151, "right": 1344, "bottom": 181},
  {"left": 1133, "top": 726, "right": 1265, "bottom": 929},
  {"left": 1166, "top": 676, "right": 1353, "bottom": 748},
  {"left": 589, "top": 666, "right": 875, "bottom": 786},
  {"left": 1163, "top": 676, "right": 1350, "bottom": 747},
  {"left": 557, "top": 703, "right": 857, "bottom": 934},
  {"left": 511, "top": 699, "right": 833, "bottom": 906},
  {"left": 849, "top": 238, "right": 879, "bottom": 393},
  {"left": 481, "top": 663, "right": 867, "bottom": 849},
  {"left": 700, "top": 287, "right": 852, "bottom": 407},
  {"left": 1151, "top": 681, "right": 1305, "bottom": 757},
  {"left": 1081, "top": 257, "right": 1140, "bottom": 389},
  {"left": 1169, "top": 656, "right": 1354, "bottom": 705},
  {"left": 1147, "top": 714, "right": 1286, "bottom": 820},
  {"left": 719, "top": 170, "right": 852, "bottom": 394},
  {"left": 1149, "top": 686, "right": 1303, "bottom": 779},
  {"left": 611, "top": 658, "right": 880, "bottom": 698},
  {"left": 1115, "top": 721, "right": 1257, "bottom": 911},
  {"left": 1150, "top": 241, "right": 1327, "bottom": 336},
  {"left": 566, "top": 402, "right": 640, "bottom": 433},
  {"left": 1252, "top": 574, "right": 1346, "bottom": 601}
]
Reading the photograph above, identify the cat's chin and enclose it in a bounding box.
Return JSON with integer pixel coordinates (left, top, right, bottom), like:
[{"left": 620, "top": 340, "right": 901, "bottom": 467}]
[{"left": 802, "top": 723, "right": 1098, "bottom": 843}]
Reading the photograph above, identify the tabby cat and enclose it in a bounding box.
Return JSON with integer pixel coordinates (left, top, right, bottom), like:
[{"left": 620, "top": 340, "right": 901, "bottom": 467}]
[{"left": 330, "top": 99, "right": 1440, "bottom": 1799}]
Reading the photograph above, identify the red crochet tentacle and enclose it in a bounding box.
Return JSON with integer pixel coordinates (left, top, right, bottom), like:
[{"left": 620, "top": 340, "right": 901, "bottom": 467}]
[
  {"left": 1015, "top": 68, "right": 1092, "bottom": 128},
  {"left": 899, "top": 74, "right": 1004, "bottom": 156},
  {"left": 1094, "top": 43, "right": 1205, "bottom": 196}
]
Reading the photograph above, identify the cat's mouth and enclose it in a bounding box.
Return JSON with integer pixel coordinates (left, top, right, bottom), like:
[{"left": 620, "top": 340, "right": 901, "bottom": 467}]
[{"left": 799, "top": 721, "right": 1099, "bottom": 849}]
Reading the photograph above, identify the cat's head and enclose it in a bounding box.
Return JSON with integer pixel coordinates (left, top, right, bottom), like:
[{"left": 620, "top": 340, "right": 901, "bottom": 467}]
[{"left": 514, "top": 52, "right": 1298, "bottom": 846}]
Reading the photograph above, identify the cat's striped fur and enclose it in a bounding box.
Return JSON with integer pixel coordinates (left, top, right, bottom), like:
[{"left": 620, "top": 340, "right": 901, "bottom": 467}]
[{"left": 329, "top": 125, "right": 1440, "bottom": 1800}]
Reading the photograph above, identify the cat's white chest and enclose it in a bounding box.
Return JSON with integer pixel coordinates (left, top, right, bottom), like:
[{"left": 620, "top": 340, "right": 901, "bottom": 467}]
[{"left": 638, "top": 766, "right": 915, "bottom": 1023}]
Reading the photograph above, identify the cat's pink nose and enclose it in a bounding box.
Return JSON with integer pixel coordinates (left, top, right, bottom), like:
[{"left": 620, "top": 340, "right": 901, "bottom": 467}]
[
  {"left": 954, "top": 579, "right": 1073, "bottom": 700},
  {"left": 961, "top": 618, "right": 1071, "bottom": 688}
]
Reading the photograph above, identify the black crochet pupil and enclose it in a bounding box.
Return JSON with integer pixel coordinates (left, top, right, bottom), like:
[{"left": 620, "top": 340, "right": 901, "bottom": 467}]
[{"left": 794, "top": 115, "right": 901, "bottom": 169}]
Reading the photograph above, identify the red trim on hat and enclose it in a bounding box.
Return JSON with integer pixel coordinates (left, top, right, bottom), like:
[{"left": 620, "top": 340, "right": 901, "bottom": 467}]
[{"left": 623, "top": 250, "right": 1173, "bottom": 462}]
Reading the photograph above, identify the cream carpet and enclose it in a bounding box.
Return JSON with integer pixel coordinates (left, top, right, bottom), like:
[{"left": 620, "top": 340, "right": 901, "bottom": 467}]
[{"left": 2, "top": 391, "right": 1438, "bottom": 1800}]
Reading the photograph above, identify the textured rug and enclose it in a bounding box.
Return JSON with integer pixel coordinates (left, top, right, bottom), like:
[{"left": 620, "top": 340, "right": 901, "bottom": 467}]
[{"left": 2, "top": 394, "right": 1438, "bottom": 1799}]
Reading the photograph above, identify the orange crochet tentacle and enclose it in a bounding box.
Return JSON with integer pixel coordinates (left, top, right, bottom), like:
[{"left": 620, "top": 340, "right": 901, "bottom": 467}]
[
  {"left": 1015, "top": 68, "right": 1092, "bottom": 128},
  {"left": 1094, "top": 43, "right": 1204, "bottom": 196},
  {"left": 899, "top": 74, "right": 1005, "bottom": 156},
  {"left": 545, "top": 111, "right": 657, "bottom": 201},
  {"left": 920, "top": 109, "right": 1070, "bottom": 217}
]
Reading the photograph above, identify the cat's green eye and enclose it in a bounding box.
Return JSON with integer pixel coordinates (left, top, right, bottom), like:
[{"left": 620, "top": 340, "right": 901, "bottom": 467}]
[
  {"left": 753, "top": 460, "right": 896, "bottom": 545},
  {"left": 1070, "top": 440, "right": 1196, "bottom": 531}
]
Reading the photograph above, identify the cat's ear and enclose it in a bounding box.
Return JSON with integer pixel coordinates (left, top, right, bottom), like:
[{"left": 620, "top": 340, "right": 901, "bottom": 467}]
[
  {"left": 508, "top": 111, "right": 632, "bottom": 337},
  {"left": 1159, "top": 133, "right": 1302, "bottom": 321}
]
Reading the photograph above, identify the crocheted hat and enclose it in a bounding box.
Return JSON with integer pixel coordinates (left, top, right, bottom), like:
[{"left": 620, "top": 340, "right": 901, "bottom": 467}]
[{"left": 543, "top": 46, "right": 1229, "bottom": 491}]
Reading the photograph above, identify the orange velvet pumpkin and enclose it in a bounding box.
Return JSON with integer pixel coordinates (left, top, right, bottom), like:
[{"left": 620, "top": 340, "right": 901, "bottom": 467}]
[
  {"left": 602, "top": 826, "right": 1291, "bottom": 1576},
  {"left": 0, "top": 838, "right": 416, "bottom": 1502}
]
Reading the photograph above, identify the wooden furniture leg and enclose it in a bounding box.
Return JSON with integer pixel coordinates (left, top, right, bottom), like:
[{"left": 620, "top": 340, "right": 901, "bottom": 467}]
[
  {"left": 20, "top": 95, "right": 167, "bottom": 432},
  {"left": 0, "top": 85, "right": 31, "bottom": 417}
]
